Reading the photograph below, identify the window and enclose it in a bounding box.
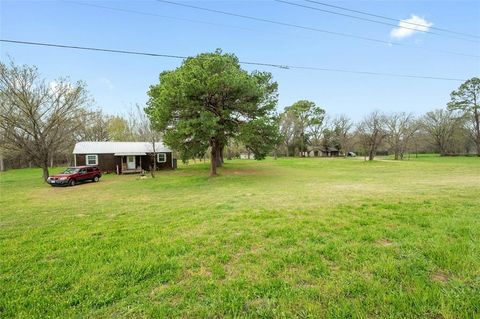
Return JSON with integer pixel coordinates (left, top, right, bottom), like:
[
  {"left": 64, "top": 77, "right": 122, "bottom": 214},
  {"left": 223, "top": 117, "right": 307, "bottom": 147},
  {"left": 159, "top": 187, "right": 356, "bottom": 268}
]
[
  {"left": 86, "top": 154, "right": 98, "bottom": 166},
  {"left": 157, "top": 153, "right": 166, "bottom": 163}
]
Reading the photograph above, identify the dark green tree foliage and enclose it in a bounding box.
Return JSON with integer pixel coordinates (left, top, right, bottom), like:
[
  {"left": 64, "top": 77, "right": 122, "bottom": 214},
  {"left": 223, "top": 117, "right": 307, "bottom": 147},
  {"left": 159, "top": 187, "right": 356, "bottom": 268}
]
[
  {"left": 146, "top": 50, "right": 278, "bottom": 176},
  {"left": 240, "top": 116, "right": 281, "bottom": 159},
  {"left": 284, "top": 100, "right": 325, "bottom": 156},
  {"left": 448, "top": 77, "right": 480, "bottom": 156}
]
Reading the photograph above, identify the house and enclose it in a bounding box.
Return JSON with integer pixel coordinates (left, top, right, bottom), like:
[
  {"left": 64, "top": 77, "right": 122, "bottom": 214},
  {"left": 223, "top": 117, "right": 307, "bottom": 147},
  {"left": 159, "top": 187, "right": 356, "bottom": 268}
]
[
  {"left": 73, "top": 141, "right": 176, "bottom": 174},
  {"left": 240, "top": 153, "right": 255, "bottom": 159},
  {"left": 307, "top": 148, "right": 340, "bottom": 157},
  {"left": 321, "top": 148, "right": 340, "bottom": 157}
]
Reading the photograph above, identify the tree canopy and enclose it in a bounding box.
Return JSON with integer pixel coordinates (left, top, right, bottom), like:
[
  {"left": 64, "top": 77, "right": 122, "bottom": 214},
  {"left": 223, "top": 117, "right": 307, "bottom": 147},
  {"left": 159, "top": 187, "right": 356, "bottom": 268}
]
[
  {"left": 281, "top": 100, "right": 325, "bottom": 156},
  {"left": 448, "top": 77, "right": 480, "bottom": 156},
  {"left": 0, "top": 61, "right": 89, "bottom": 180},
  {"left": 146, "top": 50, "right": 278, "bottom": 176}
]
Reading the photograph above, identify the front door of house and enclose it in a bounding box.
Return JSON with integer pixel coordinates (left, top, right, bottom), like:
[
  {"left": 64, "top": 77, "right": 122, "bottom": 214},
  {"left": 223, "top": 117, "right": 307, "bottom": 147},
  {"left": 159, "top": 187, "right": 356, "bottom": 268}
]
[{"left": 127, "top": 156, "right": 136, "bottom": 170}]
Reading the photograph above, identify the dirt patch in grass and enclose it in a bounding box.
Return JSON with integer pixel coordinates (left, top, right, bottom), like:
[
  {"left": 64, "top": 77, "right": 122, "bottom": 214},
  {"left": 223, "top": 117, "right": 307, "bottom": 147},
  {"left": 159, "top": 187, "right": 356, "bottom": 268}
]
[
  {"left": 431, "top": 271, "right": 449, "bottom": 283},
  {"left": 377, "top": 238, "right": 394, "bottom": 247},
  {"left": 221, "top": 168, "right": 267, "bottom": 176},
  {"left": 149, "top": 283, "right": 170, "bottom": 298},
  {"left": 185, "top": 264, "right": 212, "bottom": 279},
  {"left": 244, "top": 298, "right": 272, "bottom": 311}
]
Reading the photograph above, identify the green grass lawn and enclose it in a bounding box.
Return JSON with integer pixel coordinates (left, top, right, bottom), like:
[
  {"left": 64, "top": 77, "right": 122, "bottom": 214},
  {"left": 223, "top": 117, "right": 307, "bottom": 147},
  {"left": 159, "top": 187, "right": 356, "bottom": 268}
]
[{"left": 1, "top": 156, "right": 479, "bottom": 318}]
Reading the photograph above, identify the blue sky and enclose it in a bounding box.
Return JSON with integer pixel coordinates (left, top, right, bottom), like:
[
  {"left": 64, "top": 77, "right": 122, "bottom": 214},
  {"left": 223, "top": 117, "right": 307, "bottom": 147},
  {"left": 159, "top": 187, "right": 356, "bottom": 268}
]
[{"left": 1, "top": 0, "right": 479, "bottom": 120}]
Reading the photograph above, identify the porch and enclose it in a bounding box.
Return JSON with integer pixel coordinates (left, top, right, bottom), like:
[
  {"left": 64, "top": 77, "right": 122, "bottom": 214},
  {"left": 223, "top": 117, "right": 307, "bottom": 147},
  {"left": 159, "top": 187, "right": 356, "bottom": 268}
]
[{"left": 114, "top": 152, "right": 148, "bottom": 174}]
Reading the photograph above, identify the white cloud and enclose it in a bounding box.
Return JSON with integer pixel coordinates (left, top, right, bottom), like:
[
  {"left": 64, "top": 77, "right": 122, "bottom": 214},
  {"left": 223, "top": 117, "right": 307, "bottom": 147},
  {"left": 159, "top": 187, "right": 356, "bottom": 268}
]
[
  {"left": 390, "top": 15, "right": 433, "bottom": 39},
  {"left": 98, "top": 77, "right": 115, "bottom": 90}
]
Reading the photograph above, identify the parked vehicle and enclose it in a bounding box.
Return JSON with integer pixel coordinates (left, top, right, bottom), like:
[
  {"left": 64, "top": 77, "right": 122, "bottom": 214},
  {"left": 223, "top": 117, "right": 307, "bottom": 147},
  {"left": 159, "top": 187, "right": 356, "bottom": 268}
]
[
  {"left": 47, "top": 166, "right": 102, "bottom": 186},
  {"left": 347, "top": 152, "right": 357, "bottom": 157}
]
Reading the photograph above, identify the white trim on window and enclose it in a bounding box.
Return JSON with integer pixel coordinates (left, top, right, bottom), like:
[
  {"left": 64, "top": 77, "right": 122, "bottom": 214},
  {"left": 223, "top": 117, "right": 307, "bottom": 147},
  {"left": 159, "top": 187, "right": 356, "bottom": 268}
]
[
  {"left": 86, "top": 154, "right": 98, "bottom": 166},
  {"left": 157, "top": 153, "right": 166, "bottom": 163}
]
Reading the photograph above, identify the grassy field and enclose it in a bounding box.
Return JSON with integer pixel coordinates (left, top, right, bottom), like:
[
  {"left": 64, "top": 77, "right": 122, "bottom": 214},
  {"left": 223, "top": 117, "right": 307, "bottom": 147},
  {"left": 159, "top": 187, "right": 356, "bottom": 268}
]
[{"left": 1, "top": 155, "right": 479, "bottom": 318}]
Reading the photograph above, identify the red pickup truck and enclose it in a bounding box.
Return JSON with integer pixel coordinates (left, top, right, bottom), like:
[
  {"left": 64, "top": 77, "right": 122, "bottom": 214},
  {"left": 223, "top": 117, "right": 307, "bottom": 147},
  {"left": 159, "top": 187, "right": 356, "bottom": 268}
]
[{"left": 47, "top": 166, "right": 102, "bottom": 186}]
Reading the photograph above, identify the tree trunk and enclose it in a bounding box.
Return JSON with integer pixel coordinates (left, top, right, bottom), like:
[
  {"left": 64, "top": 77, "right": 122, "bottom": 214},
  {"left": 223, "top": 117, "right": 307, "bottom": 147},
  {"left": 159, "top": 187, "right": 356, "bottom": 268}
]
[
  {"left": 368, "top": 147, "right": 375, "bottom": 161},
  {"left": 0, "top": 154, "right": 4, "bottom": 172},
  {"left": 151, "top": 140, "right": 156, "bottom": 178},
  {"left": 42, "top": 163, "right": 49, "bottom": 182},
  {"left": 215, "top": 146, "right": 223, "bottom": 167},
  {"left": 210, "top": 139, "right": 218, "bottom": 176},
  {"left": 210, "top": 149, "right": 217, "bottom": 176},
  {"left": 150, "top": 155, "right": 156, "bottom": 178},
  {"left": 474, "top": 108, "right": 480, "bottom": 156}
]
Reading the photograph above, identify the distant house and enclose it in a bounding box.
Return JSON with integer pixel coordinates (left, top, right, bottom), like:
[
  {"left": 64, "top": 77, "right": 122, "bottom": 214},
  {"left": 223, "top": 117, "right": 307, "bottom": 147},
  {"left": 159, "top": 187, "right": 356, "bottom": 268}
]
[
  {"left": 307, "top": 148, "right": 340, "bottom": 157},
  {"left": 73, "top": 141, "right": 175, "bottom": 174},
  {"left": 240, "top": 153, "right": 255, "bottom": 160},
  {"left": 321, "top": 148, "right": 340, "bottom": 157}
]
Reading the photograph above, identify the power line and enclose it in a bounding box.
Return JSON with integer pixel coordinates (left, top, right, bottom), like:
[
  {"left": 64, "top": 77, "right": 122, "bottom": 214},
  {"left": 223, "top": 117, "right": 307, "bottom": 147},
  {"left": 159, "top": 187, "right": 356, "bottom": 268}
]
[
  {"left": 154, "top": 0, "right": 479, "bottom": 59},
  {"left": 65, "top": 1, "right": 333, "bottom": 43},
  {"left": 66, "top": 1, "right": 267, "bottom": 34},
  {"left": 65, "top": 0, "right": 474, "bottom": 59},
  {"left": 0, "top": 39, "right": 468, "bottom": 81},
  {"left": 275, "top": 0, "right": 479, "bottom": 43},
  {"left": 305, "top": 0, "right": 480, "bottom": 40}
]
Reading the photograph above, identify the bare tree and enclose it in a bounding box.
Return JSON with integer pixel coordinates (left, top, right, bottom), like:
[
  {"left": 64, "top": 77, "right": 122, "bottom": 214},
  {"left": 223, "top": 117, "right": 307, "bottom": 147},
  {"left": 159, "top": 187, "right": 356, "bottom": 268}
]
[
  {"left": 107, "top": 115, "right": 135, "bottom": 141},
  {"left": 0, "top": 62, "right": 89, "bottom": 181},
  {"left": 76, "top": 109, "right": 110, "bottom": 142},
  {"left": 385, "top": 112, "right": 418, "bottom": 160},
  {"left": 357, "top": 111, "right": 387, "bottom": 161},
  {"left": 421, "top": 109, "right": 464, "bottom": 156},
  {"left": 278, "top": 111, "right": 299, "bottom": 157},
  {"left": 309, "top": 115, "right": 329, "bottom": 156},
  {"left": 129, "top": 104, "right": 162, "bottom": 177},
  {"left": 332, "top": 114, "right": 354, "bottom": 157}
]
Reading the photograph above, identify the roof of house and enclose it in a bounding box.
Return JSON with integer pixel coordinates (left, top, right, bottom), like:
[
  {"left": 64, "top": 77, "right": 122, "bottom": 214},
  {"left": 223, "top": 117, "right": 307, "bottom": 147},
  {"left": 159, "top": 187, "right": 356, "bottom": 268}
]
[{"left": 73, "top": 141, "right": 171, "bottom": 154}]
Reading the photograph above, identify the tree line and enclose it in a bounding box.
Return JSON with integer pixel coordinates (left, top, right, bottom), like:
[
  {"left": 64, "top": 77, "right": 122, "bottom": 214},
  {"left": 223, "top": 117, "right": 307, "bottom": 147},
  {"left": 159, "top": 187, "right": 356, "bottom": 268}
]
[
  {"left": 276, "top": 100, "right": 478, "bottom": 161},
  {"left": 1, "top": 52, "right": 478, "bottom": 179}
]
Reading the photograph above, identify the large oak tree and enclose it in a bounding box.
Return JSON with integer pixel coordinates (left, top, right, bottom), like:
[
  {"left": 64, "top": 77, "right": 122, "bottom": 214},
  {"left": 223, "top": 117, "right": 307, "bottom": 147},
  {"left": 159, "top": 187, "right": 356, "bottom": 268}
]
[{"left": 146, "top": 50, "right": 278, "bottom": 176}]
